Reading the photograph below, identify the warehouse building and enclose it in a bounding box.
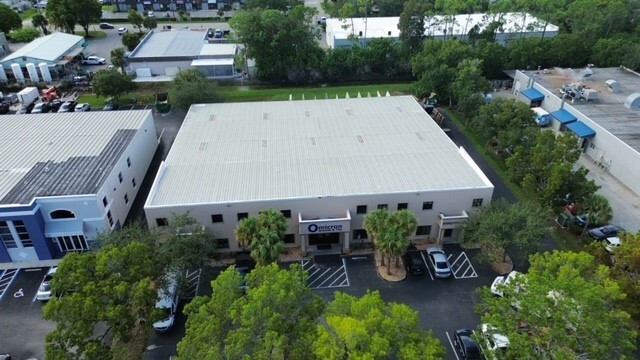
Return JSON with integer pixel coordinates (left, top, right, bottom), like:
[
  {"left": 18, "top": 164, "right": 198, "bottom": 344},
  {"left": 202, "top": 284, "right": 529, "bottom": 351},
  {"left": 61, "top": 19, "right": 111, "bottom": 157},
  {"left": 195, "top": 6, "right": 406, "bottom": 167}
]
[
  {"left": 0, "top": 111, "right": 158, "bottom": 267},
  {"left": 144, "top": 96, "right": 494, "bottom": 255}
]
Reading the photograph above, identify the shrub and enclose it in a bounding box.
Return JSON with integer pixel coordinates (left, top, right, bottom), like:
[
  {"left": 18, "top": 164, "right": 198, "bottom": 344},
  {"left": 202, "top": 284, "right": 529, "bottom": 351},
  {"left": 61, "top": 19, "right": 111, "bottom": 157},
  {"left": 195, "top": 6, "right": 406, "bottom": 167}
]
[{"left": 10, "top": 27, "right": 41, "bottom": 43}]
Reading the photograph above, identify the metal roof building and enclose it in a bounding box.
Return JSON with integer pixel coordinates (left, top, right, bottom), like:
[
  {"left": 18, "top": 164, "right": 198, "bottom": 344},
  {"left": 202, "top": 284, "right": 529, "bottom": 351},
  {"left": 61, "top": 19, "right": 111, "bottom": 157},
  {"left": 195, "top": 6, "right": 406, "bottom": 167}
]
[
  {"left": 0, "top": 111, "right": 158, "bottom": 267},
  {"left": 0, "top": 32, "right": 85, "bottom": 70},
  {"left": 145, "top": 96, "right": 494, "bottom": 255}
]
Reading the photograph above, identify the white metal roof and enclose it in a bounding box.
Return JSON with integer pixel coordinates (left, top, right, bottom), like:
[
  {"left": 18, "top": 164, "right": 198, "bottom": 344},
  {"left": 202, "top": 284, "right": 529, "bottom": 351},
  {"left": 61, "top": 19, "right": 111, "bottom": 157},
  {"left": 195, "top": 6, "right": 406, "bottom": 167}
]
[
  {"left": 0, "top": 111, "right": 152, "bottom": 205},
  {"left": 0, "top": 32, "right": 84, "bottom": 63},
  {"left": 146, "top": 96, "right": 493, "bottom": 207},
  {"left": 129, "top": 28, "right": 208, "bottom": 58},
  {"left": 199, "top": 44, "right": 237, "bottom": 57},
  {"left": 191, "top": 58, "right": 234, "bottom": 66}
]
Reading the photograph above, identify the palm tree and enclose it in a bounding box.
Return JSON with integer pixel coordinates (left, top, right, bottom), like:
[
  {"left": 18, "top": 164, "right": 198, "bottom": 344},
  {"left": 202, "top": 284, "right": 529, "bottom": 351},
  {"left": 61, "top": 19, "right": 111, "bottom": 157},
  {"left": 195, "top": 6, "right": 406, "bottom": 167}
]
[
  {"left": 110, "top": 48, "right": 127, "bottom": 74},
  {"left": 32, "top": 14, "right": 49, "bottom": 35},
  {"left": 234, "top": 209, "right": 287, "bottom": 265},
  {"left": 235, "top": 217, "right": 258, "bottom": 249},
  {"left": 364, "top": 209, "right": 390, "bottom": 265},
  {"left": 580, "top": 194, "right": 613, "bottom": 237},
  {"left": 250, "top": 229, "right": 285, "bottom": 266},
  {"left": 389, "top": 210, "right": 417, "bottom": 268}
]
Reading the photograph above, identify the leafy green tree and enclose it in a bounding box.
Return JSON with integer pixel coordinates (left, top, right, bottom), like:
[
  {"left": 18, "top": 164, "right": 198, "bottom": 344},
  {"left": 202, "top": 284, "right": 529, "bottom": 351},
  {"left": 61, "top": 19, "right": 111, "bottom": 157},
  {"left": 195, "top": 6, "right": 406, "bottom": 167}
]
[
  {"left": 609, "top": 231, "right": 640, "bottom": 323},
  {"left": 477, "top": 251, "right": 637, "bottom": 359},
  {"left": 46, "top": 0, "right": 101, "bottom": 36},
  {"left": 92, "top": 69, "right": 136, "bottom": 102},
  {"left": 177, "top": 264, "right": 325, "bottom": 360},
  {"left": 121, "top": 32, "right": 141, "bottom": 51},
  {"left": 110, "top": 47, "right": 127, "bottom": 74},
  {"left": 474, "top": 40, "right": 508, "bottom": 79},
  {"left": 364, "top": 209, "right": 417, "bottom": 274},
  {"left": 244, "top": 0, "right": 303, "bottom": 10},
  {"left": 32, "top": 13, "right": 49, "bottom": 35},
  {"left": 128, "top": 9, "right": 144, "bottom": 33},
  {"left": 230, "top": 6, "right": 324, "bottom": 82},
  {"left": 73, "top": 0, "right": 102, "bottom": 36},
  {"left": 9, "top": 27, "right": 41, "bottom": 42},
  {"left": 143, "top": 16, "right": 157, "bottom": 31},
  {"left": 397, "top": 0, "right": 428, "bottom": 56},
  {"left": 235, "top": 208, "right": 287, "bottom": 265},
  {"left": 0, "top": 4, "right": 22, "bottom": 35},
  {"left": 506, "top": 37, "right": 550, "bottom": 70},
  {"left": 450, "top": 58, "right": 492, "bottom": 118},
  {"left": 578, "top": 193, "right": 613, "bottom": 234},
  {"left": 168, "top": 68, "right": 223, "bottom": 111},
  {"left": 460, "top": 199, "right": 550, "bottom": 266},
  {"left": 314, "top": 291, "right": 446, "bottom": 359},
  {"left": 592, "top": 36, "right": 640, "bottom": 70}
]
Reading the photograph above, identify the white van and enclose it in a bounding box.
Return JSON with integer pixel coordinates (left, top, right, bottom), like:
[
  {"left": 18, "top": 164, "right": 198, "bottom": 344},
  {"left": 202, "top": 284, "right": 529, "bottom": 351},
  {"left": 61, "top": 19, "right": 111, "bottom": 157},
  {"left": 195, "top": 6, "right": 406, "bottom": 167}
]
[
  {"left": 532, "top": 107, "right": 551, "bottom": 126},
  {"left": 152, "top": 276, "right": 179, "bottom": 332}
]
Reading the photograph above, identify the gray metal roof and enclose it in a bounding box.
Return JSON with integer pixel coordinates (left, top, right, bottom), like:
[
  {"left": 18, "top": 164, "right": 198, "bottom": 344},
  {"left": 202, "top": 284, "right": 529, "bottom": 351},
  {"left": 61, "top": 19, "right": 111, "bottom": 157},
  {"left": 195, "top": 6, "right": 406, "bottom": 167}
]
[
  {"left": 0, "top": 111, "right": 152, "bottom": 205},
  {"left": 129, "top": 28, "right": 208, "bottom": 59},
  {"left": 1, "top": 32, "right": 84, "bottom": 63},
  {"left": 146, "top": 96, "right": 493, "bottom": 207},
  {"left": 534, "top": 67, "right": 640, "bottom": 152}
]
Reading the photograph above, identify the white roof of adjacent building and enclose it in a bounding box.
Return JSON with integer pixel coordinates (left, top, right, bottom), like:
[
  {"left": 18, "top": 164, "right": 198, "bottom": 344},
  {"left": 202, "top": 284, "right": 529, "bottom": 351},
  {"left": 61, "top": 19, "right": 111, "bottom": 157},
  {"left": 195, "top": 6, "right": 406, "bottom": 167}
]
[
  {"left": 0, "top": 111, "right": 152, "bottom": 205},
  {"left": 191, "top": 58, "right": 234, "bottom": 66},
  {"left": 199, "top": 44, "right": 237, "bottom": 57},
  {"left": 129, "top": 28, "right": 208, "bottom": 58},
  {"left": 0, "top": 32, "right": 84, "bottom": 63},
  {"left": 327, "top": 12, "right": 558, "bottom": 41},
  {"left": 146, "top": 96, "right": 493, "bottom": 207}
]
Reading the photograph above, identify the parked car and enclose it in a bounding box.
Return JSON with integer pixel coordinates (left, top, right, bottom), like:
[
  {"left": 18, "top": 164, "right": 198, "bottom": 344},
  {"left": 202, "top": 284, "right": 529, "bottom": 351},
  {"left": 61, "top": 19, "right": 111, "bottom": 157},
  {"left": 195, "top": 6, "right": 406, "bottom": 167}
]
[
  {"left": 99, "top": 23, "right": 114, "bottom": 29},
  {"left": 153, "top": 275, "right": 179, "bottom": 332},
  {"left": 0, "top": 103, "right": 9, "bottom": 114},
  {"left": 82, "top": 56, "right": 106, "bottom": 65},
  {"left": 0, "top": 354, "right": 11, "bottom": 360},
  {"left": 31, "top": 102, "right": 52, "bottom": 114},
  {"left": 36, "top": 267, "right": 58, "bottom": 301},
  {"left": 588, "top": 224, "right": 624, "bottom": 241},
  {"left": 426, "top": 247, "right": 452, "bottom": 278},
  {"left": 103, "top": 101, "right": 120, "bottom": 111},
  {"left": 16, "top": 102, "right": 35, "bottom": 114},
  {"left": 453, "top": 329, "right": 481, "bottom": 360},
  {"left": 58, "top": 100, "right": 77, "bottom": 113},
  {"left": 147, "top": 11, "right": 155, "bottom": 17},
  {"left": 214, "top": 28, "right": 223, "bottom": 38},
  {"left": 604, "top": 236, "right": 621, "bottom": 253},
  {"left": 75, "top": 103, "right": 91, "bottom": 112},
  {"left": 402, "top": 245, "right": 427, "bottom": 275},
  {"left": 480, "top": 324, "right": 510, "bottom": 359},
  {"left": 118, "top": 27, "right": 128, "bottom": 35},
  {"left": 490, "top": 270, "right": 522, "bottom": 297},
  {"left": 49, "top": 99, "right": 63, "bottom": 112}
]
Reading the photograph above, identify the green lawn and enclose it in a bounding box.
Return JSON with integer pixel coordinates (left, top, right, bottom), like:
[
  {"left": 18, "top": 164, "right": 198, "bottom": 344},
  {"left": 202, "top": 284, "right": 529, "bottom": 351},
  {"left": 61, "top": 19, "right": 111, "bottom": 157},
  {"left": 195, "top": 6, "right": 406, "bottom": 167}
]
[
  {"left": 102, "top": 5, "right": 116, "bottom": 12},
  {"left": 19, "top": 9, "right": 38, "bottom": 20}
]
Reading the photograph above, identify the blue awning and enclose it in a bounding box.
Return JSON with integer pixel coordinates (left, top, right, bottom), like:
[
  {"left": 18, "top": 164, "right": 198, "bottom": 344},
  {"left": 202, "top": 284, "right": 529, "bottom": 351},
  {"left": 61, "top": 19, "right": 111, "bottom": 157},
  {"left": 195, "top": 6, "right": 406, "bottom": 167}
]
[
  {"left": 566, "top": 121, "right": 596, "bottom": 138},
  {"left": 522, "top": 87, "right": 545, "bottom": 102},
  {"left": 550, "top": 109, "right": 577, "bottom": 124}
]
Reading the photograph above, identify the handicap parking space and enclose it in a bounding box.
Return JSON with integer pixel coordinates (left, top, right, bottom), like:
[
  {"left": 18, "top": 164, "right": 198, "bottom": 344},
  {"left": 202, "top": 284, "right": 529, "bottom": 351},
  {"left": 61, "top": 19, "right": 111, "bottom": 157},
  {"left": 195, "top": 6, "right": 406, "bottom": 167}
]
[
  {"left": 302, "top": 255, "right": 350, "bottom": 290},
  {"left": 181, "top": 268, "right": 202, "bottom": 300},
  {"left": 0, "top": 268, "right": 20, "bottom": 300}
]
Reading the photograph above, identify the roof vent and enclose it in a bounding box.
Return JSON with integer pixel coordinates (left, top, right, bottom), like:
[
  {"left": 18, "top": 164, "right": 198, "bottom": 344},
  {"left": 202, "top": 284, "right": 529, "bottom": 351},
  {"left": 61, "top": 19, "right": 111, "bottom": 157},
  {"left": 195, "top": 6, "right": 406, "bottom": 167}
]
[
  {"left": 356, "top": 135, "right": 364, "bottom": 143},
  {"left": 624, "top": 93, "right": 640, "bottom": 110},
  {"left": 605, "top": 79, "right": 620, "bottom": 93},
  {"left": 263, "top": 113, "right": 268, "bottom": 120}
]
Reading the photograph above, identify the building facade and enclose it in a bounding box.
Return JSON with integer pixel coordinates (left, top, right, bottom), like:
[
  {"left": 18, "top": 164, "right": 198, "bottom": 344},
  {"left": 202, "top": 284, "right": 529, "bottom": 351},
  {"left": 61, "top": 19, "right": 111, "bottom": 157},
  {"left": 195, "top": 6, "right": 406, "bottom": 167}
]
[
  {"left": 144, "top": 96, "right": 494, "bottom": 255},
  {"left": 0, "top": 111, "right": 158, "bottom": 267}
]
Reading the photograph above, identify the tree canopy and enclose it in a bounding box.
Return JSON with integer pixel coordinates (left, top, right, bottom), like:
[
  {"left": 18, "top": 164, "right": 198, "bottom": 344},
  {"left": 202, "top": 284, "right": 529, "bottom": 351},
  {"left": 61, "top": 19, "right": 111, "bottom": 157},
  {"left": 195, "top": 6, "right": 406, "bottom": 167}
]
[
  {"left": 235, "top": 208, "right": 288, "bottom": 266},
  {"left": 46, "top": 0, "right": 101, "bottom": 36},
  {"left": 0, "top": 4, "right": 22, "bottom": 35},
  {"left": 110, "top": 47, "right": 127, "bottom": 74},
  {"left": 32, "top": 13, "right": 49, "bottom": 35},
  {"left": 364, "top": 209, "right": 417, "bottom": 274},
  {"left": 167, "top": 69, "right": 223, "bottom": 111},
  {"left": 92, "top": 69, "right": 136, "bottom": 101},
  {"left": 121, "top": 32, "right": 141, "bottom": 51}
]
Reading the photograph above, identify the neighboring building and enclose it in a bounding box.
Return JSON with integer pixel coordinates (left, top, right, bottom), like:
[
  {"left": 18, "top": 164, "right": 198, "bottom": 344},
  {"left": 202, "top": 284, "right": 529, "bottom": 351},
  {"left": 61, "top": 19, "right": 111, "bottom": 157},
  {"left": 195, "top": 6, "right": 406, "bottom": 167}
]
[
  {"left": 511, "top": 67, "right": 640, "bottom": 197},
  {"left": 128, "top": 28, "right": 239, "bottom": 80},
  {"left": 326, "top": 12, "right": 558, "bottom": 48},
  {"left": 144, "top": 96, "right": 494, "bottom": 255},
  {"left": 0, "top": 111, "right": 158, "bottom": 267},
  {"left": 115, "top": 0, "right": 235, "bottom": 12}
]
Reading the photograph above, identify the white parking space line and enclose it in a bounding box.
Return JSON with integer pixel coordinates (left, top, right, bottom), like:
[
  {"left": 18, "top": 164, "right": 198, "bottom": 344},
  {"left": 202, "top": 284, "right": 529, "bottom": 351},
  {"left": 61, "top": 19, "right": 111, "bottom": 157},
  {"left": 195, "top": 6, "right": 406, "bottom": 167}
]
[
  {"left": 183, "top": 268, "right": 202, "bottom": 300},
  {"left": 421, "top": 252, "right": 434, "bottom": 280},
  {"left": 0, "top": 268, "right": 20, "bottom": 301},
  {"left": 445, "top": 331, "right": 460, "bottom": 360},
  {"left": 307, "top": 267, "right": 333, "bottom": 287},
  {"left": 341, "top": 258, "right": 350, "bottom": 287},
  {"left": 303, "top": 258, "right": 350, "bottom": 289},
  {"left": 449, "top": 252, "right": 478, "bottom": 279}
]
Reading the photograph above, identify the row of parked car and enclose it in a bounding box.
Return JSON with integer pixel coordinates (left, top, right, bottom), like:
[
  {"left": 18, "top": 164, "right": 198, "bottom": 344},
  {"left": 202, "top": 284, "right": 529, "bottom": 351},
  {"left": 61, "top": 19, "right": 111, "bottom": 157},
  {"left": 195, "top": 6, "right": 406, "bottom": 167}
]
[
  {"left": 14, "top": 100, "right": 91, "bottom": 115},
  {"left": 402, "top": 245, "right": 453, "bottom": 278}
]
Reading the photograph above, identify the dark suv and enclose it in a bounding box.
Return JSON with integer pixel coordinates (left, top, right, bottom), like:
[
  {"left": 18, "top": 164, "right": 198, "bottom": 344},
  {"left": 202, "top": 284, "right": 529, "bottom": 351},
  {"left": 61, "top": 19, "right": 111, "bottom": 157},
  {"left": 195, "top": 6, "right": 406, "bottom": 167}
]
[
  {"left": 402, "top": 245, "right": 427, "bottom": 275},
  {"left": 454, "top": 329, "right": 481, "bottom": 359},
  {"left": 588, "top": 225, "right": 623, "bottom": 241}
]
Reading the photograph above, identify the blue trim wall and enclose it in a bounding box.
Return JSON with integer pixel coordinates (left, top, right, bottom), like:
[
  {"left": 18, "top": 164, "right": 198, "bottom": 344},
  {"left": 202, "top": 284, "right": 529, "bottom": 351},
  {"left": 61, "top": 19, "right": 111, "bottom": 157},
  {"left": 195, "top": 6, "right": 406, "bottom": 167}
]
[{"left": 0, "top": 202, "right": 55, "bottom": 263}]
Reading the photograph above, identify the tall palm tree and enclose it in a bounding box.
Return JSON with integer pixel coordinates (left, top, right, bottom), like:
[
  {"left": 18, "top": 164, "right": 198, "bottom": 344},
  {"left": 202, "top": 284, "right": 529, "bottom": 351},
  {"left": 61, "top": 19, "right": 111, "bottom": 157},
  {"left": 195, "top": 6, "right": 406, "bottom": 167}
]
[
  {"left": 251, "top": 229, "right": 285, "bottom": 266},
  {"left": 235, "top": 217, "right": 258, "bottom": 249},
  {"left": 234, "top": 209, "right": 287, "bottom": 265},
  {"left": 388, "top": 210, "right": 417, "bottom": 269},
  {"left": 364, "top": 209, "right": 390, "bottom": 265}
]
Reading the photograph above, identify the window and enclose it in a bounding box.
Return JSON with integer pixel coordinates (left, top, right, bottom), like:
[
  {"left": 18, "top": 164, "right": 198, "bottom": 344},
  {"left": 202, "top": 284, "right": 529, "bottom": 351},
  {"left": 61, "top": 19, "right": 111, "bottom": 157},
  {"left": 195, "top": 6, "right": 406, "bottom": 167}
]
[
  {"left": 0, "top": 221, "right": 16, "bottom": 248},
  {"left": 102, "top": 196, "right": 108, "bottom": 207},
  {"left": 397, "top": 203, "right": 408, "bottom": 210},
  {"left": 280, "top": 210, "right": 291, "bottom": 218},
  {"left": 237, "top": 213, "right": 248, "bottom": 221},
  {"left": 13, "top": 220, "right": 33, "bottom": 247},
  {"left": 377, "top": 204, "right": 388, "bottom": 210},
  {"left": 50, "top": 209, "right": 76, "bottom": 220},
  {"left": 422, "top": 201, "right": 433, "bottom": 210},
  {"left": 211, "top": 214, "right": 224, "bottom": 223},
  {"left": 132, "top": 178, "right": 136, "bottom": 188},
  {"left": 107, "top": 211, "right": 114, "bottom": 227},
  {"left": 444, "top": 229, "right": 453, "bottom": 237},
  {"left": 416, "top": 225, "right": 431, "bottom": 236},
  {"left": 353, "top": 229, "right": 368, "bottom": 240},
  {"left": 215, "top": 238, "right": 229, "bottom": 249},
  {"left": 284, "top": 234, "right": 295, "bottom": 244},
  {"left": 356, "top": 205, "right": 367, "bottom": 214},
  {"left": 124, "top": 193, "right": 129, "bottom": 204},
  {"left": 51, "top": 235, "right": 89, "bottom": 252},
  {"left": 472, "top": 198, "right": 483, "bottom": 207},
  {"left": 156, "top": 218, "right": 168, "bottom": 226},
  {"left": 118, "top": 172, "right": 123, "bottom": 183},
  {"left": 127, "top": 157, "right": 131, "bottom": 167}
]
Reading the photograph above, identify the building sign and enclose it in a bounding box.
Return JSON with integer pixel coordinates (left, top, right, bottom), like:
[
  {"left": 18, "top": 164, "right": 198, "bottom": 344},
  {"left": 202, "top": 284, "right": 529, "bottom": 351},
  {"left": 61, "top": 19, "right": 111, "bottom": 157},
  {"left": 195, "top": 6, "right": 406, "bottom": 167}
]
[{"left": 299, "top": 219, "right": 350, "bottom": 234}]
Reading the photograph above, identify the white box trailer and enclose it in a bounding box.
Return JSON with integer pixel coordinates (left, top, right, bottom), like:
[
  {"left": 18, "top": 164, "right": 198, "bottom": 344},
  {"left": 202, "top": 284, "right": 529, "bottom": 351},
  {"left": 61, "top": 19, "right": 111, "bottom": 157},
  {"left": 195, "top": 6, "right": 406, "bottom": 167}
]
[
  {"left": 17, "top": 87, "right": 39, "bottom": 104},
  {"left": 531, "top": 107, "right": 551, "bottom": 126}
]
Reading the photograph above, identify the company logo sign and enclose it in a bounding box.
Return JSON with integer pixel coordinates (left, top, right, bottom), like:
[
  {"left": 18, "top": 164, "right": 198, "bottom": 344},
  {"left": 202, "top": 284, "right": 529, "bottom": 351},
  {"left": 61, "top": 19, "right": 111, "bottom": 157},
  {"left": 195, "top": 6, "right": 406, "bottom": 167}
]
[{"left": 307, "top": 223, "right": 343, "bottom": 233}]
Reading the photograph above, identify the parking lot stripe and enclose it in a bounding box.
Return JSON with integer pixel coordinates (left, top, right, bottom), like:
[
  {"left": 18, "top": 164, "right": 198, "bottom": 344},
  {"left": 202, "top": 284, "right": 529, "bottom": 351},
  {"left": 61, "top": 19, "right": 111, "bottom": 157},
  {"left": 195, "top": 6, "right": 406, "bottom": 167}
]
[
  {"left": 445, "top": 331, "right": 460, "bottom": 360},
  {"left": 450, "top": 252, "right": 478, "bottom": 279},
  {"left": 420, "top": 252, "right": 434, "bottom": 280},
  {"left": 342, "top": 258, "right": 350, "bottom": 287},
  {"left": 0, "top": 268, "right": 20, "bottom": 301},
  {"left": 307, "top": 267, "right": 333, "bottom": 287}
]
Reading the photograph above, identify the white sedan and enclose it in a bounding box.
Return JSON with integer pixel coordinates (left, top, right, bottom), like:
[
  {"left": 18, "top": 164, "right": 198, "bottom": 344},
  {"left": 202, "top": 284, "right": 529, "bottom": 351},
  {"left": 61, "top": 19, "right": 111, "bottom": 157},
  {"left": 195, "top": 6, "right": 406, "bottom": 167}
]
[
  {"left": 75, "top": 103, "right": 91, "bottom": 112},
  {"left": 118, "top": 27, "right": 128, "bottom": 35},
  {"left": 82, "top": 56, "right": 106, "bottom": 65}
]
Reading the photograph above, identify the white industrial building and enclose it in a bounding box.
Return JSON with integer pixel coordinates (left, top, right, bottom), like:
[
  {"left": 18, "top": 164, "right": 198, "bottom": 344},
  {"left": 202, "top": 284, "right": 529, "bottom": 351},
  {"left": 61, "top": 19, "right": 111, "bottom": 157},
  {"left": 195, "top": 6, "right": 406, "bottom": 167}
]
[
  {"left": 0, "top": 111, "right": 158, "bottom": 267},
  {"left": 511, "top": 67, "right": 640, "bottom": 198},
  {"left": 326, "top": 12, "right": 558, "bottom": 48},
  {"left": 144, "top": 96, "right": 494, "bottom": 255},
  {"left": 128, "top": 28, "right": 239, "bottom": 81}
]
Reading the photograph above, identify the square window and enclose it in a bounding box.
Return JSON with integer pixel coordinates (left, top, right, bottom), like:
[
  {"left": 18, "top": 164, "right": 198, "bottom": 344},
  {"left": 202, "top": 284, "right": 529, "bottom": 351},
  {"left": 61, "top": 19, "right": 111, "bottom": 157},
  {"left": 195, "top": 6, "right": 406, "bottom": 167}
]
[
  {"left": 211, "top": 214, "right": 224, "bottom": 223},
  {"left": 444, "top": 228, "right": 453, "bottom": 237},
  {"left": 102, "top": 196, "right": 108, "bottom": 207},
  {"left": 237, "top": 212, "right": 248, "bottom": 221},
  {"left": 156, "top": 218, "right": 168, "bottom": 226},
  {"left": 356, "top": 205, "right": 367, "bottom": 214},
  {"left": 124, "top": 193, "right": 129, "bottom": 204},
  {"left": 107, "top": 211, "right": 114, "bottom": 227},
  {"left": 422, "top": 201, "right": 433, "bottom": 210},
  {"left": 283, "top": 234, "right": 295, "bottom": 244},
  {"left": 118, "top": 172, "right": 123, "bottom": 183},
  {"left": 397, "top": 203, "right": 408, "bottom": 210},
  {"left": 132, "top": 178, "right": 136, "bottom": 188},
  {"left": 353, "top": 229, "right": 367, "bottom": 240},
  {"left": 377, "top": 204, "right": 388, "bottom": 210},
  {"left": 127, "top": 157, "right": 131, "bottom": 167},
  {"left": 215, "top": 238, "right": 229, "bottom": 249},
  {"left": 281, "top": 210, "right": 291, "bottom": 218},
  {"left": 416, "top": 225, "right": 431, "bottom": 236},
  {"left": 472, "top": 198, "right": 483, "bottom": 207}
]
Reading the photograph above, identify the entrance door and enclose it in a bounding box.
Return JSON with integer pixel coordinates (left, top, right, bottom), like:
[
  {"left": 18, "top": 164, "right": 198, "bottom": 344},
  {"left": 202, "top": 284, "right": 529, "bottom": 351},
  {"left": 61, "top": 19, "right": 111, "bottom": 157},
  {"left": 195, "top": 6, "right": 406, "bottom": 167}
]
[
  {"left": 0, "top": 220, "right": 38, "bottom": 262},
  {"left": 309, "top": 232, "right": 340, "bottom": 250}
]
